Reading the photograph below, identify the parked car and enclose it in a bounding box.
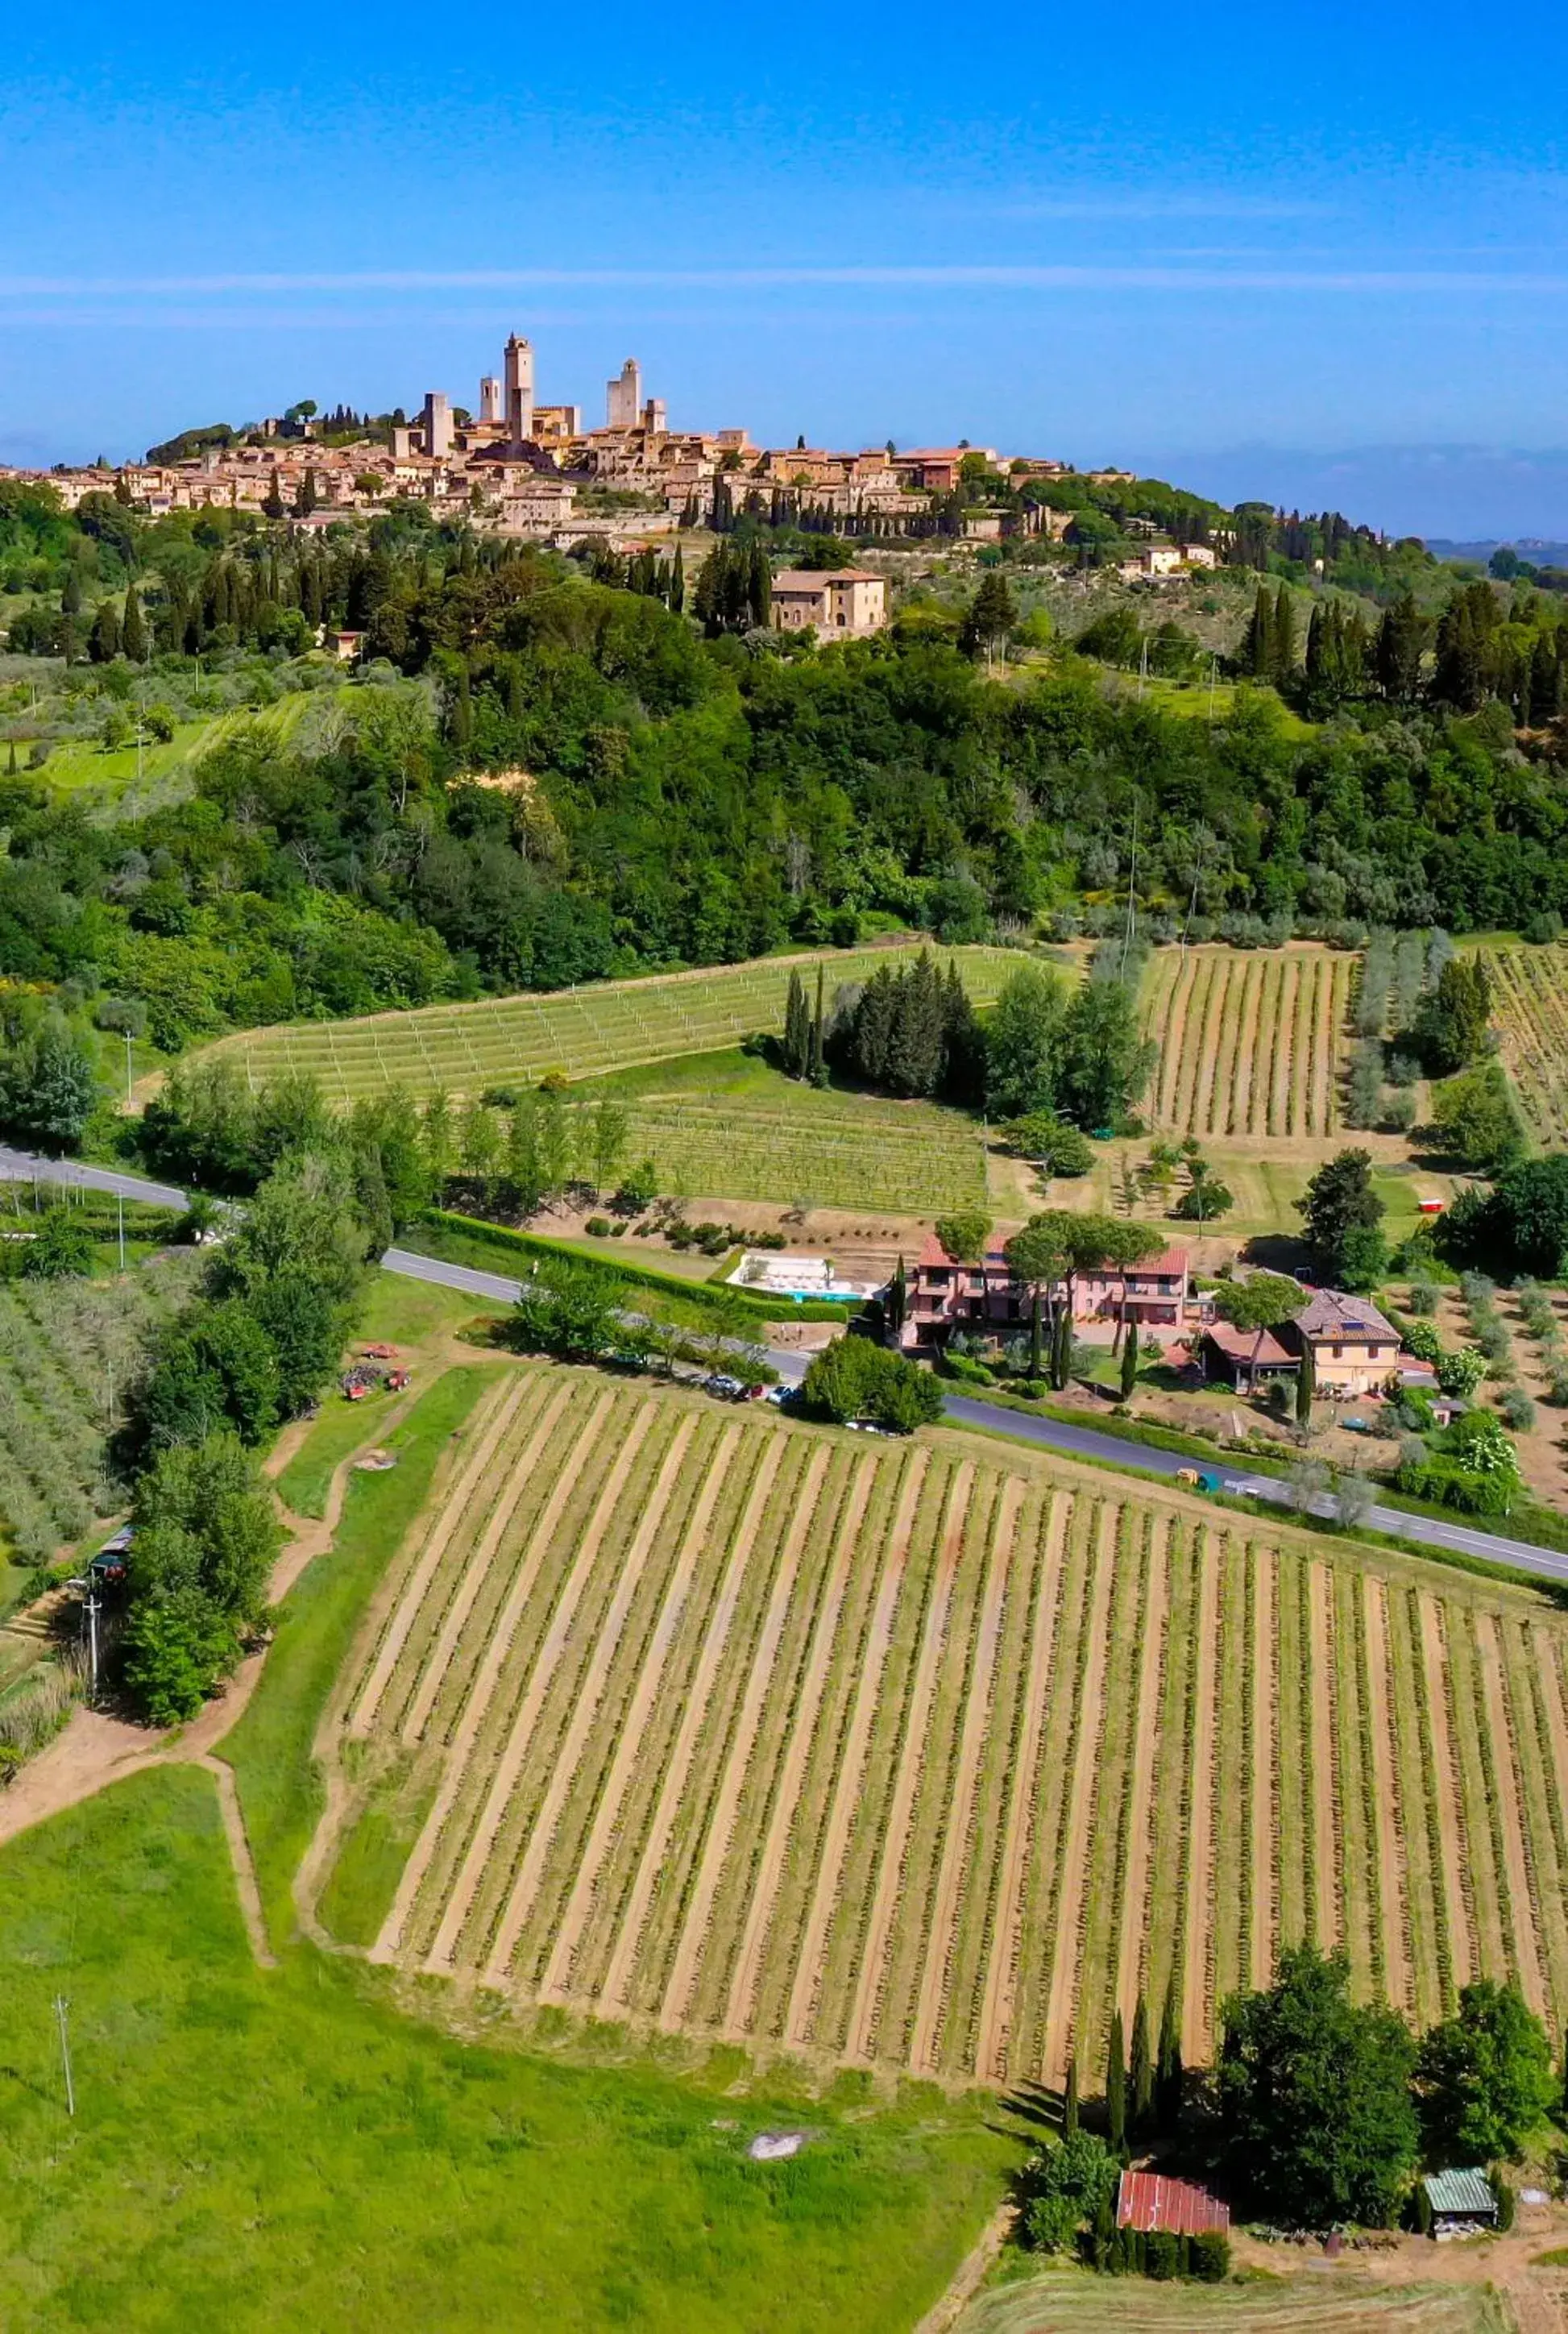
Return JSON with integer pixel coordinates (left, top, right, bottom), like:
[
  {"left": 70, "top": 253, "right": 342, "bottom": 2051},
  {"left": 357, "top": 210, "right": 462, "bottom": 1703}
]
[{"left": 705, "top": 1374, "right": 746, "bottom": 1402}]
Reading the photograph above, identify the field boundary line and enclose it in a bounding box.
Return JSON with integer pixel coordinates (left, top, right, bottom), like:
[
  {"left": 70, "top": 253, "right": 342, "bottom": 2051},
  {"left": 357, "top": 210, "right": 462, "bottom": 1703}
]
[
  {"left": 426, "top": 1402, "right": 662, "bottom": 1972},
  {"left": 1475, "top": 1611, "right": 1546, "bottom": 2016},
  {"left": 598, "top": 1432, "right": 789, "bottom": 2014},
  {"left": 910, "top": 1476, "right": 1022, "bottom": 2075},
  {"left": 846, "top": 1460, "right": 976, "bottom": 2064},
  {"left": 538, "top": 1422, "right": 740, "bottom": 2004},
  {"left": 720, "top": 1456, "right": 873, "bottom": 2038},
  {"left": 199, "top": 1754, "right": 279, "bottom": 1972},
  {"left": 1307, "top": 1562, "right": 1341, "bottom": 1951},
  {"left": 1363, "top": 1575, "right": 1413, "bottom": 2016},
  {"left": 1116, "top": 1514, "right": 1172, "bottom": 2025},
  {"left": 396, "top": 1377, "right": 576, "bottom": 1742},
  {"left": 1251, "top": 1545, "right": 1276, "bottom": 1990},
  {"left": 1180, "top": 1528, "right": 1220, "bottom": 2058},
  {"left": 974, "top": 1491, "right": 1070, "bottom": 2083},
  {"left": 484, "top": 1414, "right": 699, "bottom": 1983},
  {"left": 348, "top": 1375, "right": 527, "bottom": 1734},
  {"left": 368, "top": 1385, "right": 616, "bottom": 1963},
  {"left": 1420, "top": 1593, "right": 1476, "bottom": 1991},
  {"left": 1042, "top": 1502, "right": 1117, "bottom": 2084},
  {"left": 783, "top": 1452, "right": 930, "bottom": 2048},
  {"left": 656, "top": 1440, "right": 834, "bottom": 2032}
]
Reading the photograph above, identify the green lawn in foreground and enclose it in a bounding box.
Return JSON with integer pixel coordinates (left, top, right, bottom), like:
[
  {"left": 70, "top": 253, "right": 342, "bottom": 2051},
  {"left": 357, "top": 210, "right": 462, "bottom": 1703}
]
[
  {"left": 0, "top": 1356, "right": 1014, "bottom": 2332},
  {"left": 0, "top": 1770, "right": 1010, "bottom": 2333}
]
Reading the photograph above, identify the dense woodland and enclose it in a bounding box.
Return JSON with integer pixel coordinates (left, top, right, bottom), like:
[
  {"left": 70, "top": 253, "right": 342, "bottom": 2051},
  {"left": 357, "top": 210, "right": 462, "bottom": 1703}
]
[{"left": 4, "top": 482, "right": 1568, "bottom": 1112}]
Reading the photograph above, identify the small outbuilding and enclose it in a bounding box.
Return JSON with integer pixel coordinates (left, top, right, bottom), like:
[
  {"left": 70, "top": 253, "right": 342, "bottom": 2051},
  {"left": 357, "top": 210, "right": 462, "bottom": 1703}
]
[
  {"left": 1422, "top": 2167, "right": 1498, "bottom": 2237},
  {"left": 1116, "top": 2170, "right": 1230, "bottom": 2237}
]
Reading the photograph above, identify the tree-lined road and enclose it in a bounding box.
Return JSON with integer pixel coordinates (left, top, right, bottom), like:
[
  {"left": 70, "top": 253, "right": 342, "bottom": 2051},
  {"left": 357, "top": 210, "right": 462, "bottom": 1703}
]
[
  {"left": 381, "top": 1246, "right": 1568, "bottom": 1590},
  {"left": 0, "top": 1146, "right": 187, "bottom": 1211}
]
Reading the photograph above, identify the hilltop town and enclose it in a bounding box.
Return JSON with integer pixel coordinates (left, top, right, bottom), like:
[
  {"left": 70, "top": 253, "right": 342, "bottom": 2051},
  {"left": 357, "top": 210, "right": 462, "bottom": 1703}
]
[{"left": 0, "top": 326, "right": 1229, "bottom": 623}]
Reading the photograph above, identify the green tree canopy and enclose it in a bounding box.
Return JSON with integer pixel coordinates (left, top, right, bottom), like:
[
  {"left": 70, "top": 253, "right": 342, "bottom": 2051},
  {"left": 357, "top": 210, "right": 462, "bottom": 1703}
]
[
  {"left": 1416, "top": 1980, "right": 1555, "bottom": 2166},
  {"left": 1297, "top": 1148, "right": 1384, "bottom": 1285},
  {"left": 1217, "top": 1943, "right": 1418, "bottom": 2228}
]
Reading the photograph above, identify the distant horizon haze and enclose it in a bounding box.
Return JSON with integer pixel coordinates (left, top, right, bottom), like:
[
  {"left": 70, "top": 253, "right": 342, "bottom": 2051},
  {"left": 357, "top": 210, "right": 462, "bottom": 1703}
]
[{"left": 5, "top": 0, "right": 1568, "bottom": 538}]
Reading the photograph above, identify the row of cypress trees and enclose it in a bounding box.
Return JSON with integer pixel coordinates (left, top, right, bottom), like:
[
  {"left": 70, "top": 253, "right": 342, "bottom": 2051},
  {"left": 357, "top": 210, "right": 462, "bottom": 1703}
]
[{"left": 1061, "top": 1981, "right": 1184, "bottom": 2153}]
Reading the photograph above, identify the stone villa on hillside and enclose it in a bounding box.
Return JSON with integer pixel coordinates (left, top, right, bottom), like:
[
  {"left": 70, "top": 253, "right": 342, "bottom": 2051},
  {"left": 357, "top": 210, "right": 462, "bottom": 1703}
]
[
  {"left": 898, "top": 1232, "right": 1197, "bottom": 1354},
  {"left": 769, "top": 569, "right": 887, "bottom": 638},
  {"left": 1201, "top": 1286, "right": 1408, "bottom": 1398}
]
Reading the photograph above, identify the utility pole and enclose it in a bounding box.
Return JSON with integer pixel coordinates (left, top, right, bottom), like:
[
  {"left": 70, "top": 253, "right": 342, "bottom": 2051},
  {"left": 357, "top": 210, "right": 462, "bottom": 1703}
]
[
  {"left": 117, "top": 1191, "right": 126, "bottom": 1273},
  {"left": 54, "top": 1996, "right": 75, "bottom": 2118}
]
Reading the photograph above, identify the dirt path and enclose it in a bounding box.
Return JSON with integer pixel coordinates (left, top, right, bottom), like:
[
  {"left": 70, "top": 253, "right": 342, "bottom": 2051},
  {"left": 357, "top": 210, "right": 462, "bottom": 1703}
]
[
  {"left": 397, "top": 1378, "right": 575, "bottom": 1742},
  {"left": 783, "top": 1454, "right": 929, "bottom": 2048},
  {"left": 348, "top": 1375, "right": 526, "bottom": 1735},
  {"left": 1042, "top": 1503, "right": 1116, "bottom": 2084},
  {"left": 1309, "top": 1562, "right": 1342, "bottom": 1949},
  {"left": 1115, "top": 1520, "right": 1171, "bottom": 2021},
  {"left": 1180, "top": 1529, "right": 1220, "bottom": 2057},
  {"left": 599, "top": 1435, "right": 790, "bottom": 2016},
  {"left": 1250, "top": 1544, "right": 1276, "bottom": 1989},
  {"left": 657, "top": 1442, "right": 833, "bottom": 2032},
  {"left": 720, "top": 1457, "right": 873, "bottom": 2038},
  {"left": 846, "top": 1462, "right": 975, "bottom": 2064},
  {"left": 486, "top": 1415, "right": 699, "bottom": 1985},
  {"left": 910, "top": 1480, "right": 1021, "bottom": 2076},
  {"left": 1421, "top": 1593, "right": 1476, "bottom": 1990},
  {"left": 1269, "top": 956, "right": 1298, "bottom": 1137},
  {"left": 973, "top": 1493, "right": 1070, "bottom": 2085},
  {"left": 371, "top": 1387, "right": 616, "bottom": 1964},
  {"left": 1230, "top": 959, "right": 1262, "bottom": 1139},
  {"left": 911, "top": 2203, "right": 1017, "bottom": 2334},
  {"left": 539, "top": 1424, "right": 740, "bottom": 2005},
  {"left": 1363, "top": 1575, "right": 1412, "bottom": 2016},
  {"left": 1475, "top": 1610, "right": 1547, "bottom": 2015},
  {"left": 425, "top": 1402, "right": 660, "bottom": 1974},
  {"left": 1154, "top": 955, "right": 1193, "bottom": 1128},
  {"left": 198, "top": 1753, "right": 278, "bottom": 1970}
]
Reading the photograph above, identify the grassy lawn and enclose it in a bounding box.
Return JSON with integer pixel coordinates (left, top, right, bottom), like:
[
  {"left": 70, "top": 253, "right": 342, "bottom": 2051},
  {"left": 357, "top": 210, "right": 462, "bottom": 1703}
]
[
  {"left": 0, "top": 1354, "right": 1016, "bottom": 2331},
  {"left": 224, "top": 1367, "right": 499, "bottom": 1946},
  {"left": 0, "top": 1769, "right": 1013, "bottom": 2333},
  {"left": 34, "top": 693, "right": 322, "bottom": 795},
  {"left": 355, "top": 1269, "right": 501, "bottom": 1347},
  {"left": 272, "top": 1390, "right": 403, "bottom": 1521}
]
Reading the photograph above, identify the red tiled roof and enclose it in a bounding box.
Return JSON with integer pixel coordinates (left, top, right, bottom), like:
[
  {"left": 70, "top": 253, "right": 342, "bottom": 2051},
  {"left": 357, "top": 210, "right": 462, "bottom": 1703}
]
[
  {"left": 1117, "top": 2170, "right": 1230, "bottom": 2236},
  {"left": 1204, "top": 1322, "right": 1294, "bottom": 1366}
]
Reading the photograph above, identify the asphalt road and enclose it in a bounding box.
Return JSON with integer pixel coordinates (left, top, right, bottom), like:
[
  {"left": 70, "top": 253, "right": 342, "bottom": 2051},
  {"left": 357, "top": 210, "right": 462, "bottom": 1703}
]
[
  {"left": 0, "top": 1145, "right": 188, "bottom": 1212},
  {"left": 380, "top": 1246, "right": 1568, "bottom": 1590}
]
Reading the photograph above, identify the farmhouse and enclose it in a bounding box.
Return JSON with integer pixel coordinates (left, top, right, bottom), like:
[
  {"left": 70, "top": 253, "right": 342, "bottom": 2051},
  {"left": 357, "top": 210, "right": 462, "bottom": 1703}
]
[
  {"left": 769, "top": 568, "right": 887, "bottom": 638},
  {"left": 898, "top": 1233, "right": 1197, "bottom": 1353},
  {"left": 1201, "top": 1285, "right": 1405, "bottom": 1397}
]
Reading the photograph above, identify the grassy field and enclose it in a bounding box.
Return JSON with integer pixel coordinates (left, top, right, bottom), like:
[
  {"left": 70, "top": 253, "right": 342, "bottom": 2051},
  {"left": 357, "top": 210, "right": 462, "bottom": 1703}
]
[
  {"left": 1141, "top": 945, "right": 1354, "bottom": 1140},
  {"left": 311, "top": 1365, "right": 1568, "bottom": 2091},
  {"left": 959, "top": 2265, "right": 1511, "bottom": 2331},
  {"left": 0, "top": 1768, "right": 1012, "bottom": 2333},
  {"left": 1486, "top": 944, "right": 1568, "bottom": 1146},
  {"left": 1036, "top": 1141, "right": 1460, "bottom": 1248},
  {"left": 192, "top": 942, "right": 1023, "bottom": 1107},
  {"left": 31, "top": 691, "right": 321, "bottom": 794}
]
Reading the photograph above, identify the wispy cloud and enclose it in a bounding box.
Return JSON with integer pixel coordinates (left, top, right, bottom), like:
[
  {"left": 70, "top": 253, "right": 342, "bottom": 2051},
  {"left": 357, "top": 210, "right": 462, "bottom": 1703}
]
[{"left": 7, "top": 262, "right": 1568, "bottom": 301}]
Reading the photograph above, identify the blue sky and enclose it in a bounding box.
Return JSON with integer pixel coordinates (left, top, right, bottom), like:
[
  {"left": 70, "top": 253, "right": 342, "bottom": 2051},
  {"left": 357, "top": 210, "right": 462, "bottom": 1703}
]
[{"left": 6, "top": 1, "right": 1568, "bottom": 537}]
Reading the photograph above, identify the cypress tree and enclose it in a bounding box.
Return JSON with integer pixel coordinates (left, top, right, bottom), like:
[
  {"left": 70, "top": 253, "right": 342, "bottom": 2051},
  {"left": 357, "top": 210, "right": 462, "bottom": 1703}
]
[
  {"left": 122, "top": 588, "right": 147, "bottom": 664},
  {"left": 670, "top": 543, "right": 685, "bottom": 613},
  {"left": 1051, "top": 1306, "right": 1072, "bottom": 1391},
  {"left": 6, "top": 741, "right": 15, "bottom": 775},
  {"left": 61, "top": 567, "right": 82, "bottom": 616},
  {"left": 1120, "top": 1318, "right": 1140, "bottom": 1402},
  {"left": 1272, "top": 585, "right": 1296, "bottom": 679},
  {"left": 809, "top": 965, "right": 826, "bottom": 1084},
  {"left": 888, "top": 1256, "right": 906, "bottom": 1339},
  {"left": 89, "top": 596, "right": 122, "bottom": 662},
  {"left": 1063, "top": 2056, "right": 1079, "bottom": 2138},
  {"left": 1130, "top": 1993, "right": 1153, "bottom": 2134},
  {"left": 782, "top": 970, "right": 809, "bottom": 1078},
  {"left": 1242, "top": 584, "right": 1271, "bottom": 677},
  {"left": 1296, "top": 1334, "right": 1314, "bottom": 1429},
  {"left": 1155, "top": 1975, "right": 1183, "bottom": 2130},
  {"left": 1105, "top": 2008, "right": 1126, "bottom": 2154}
]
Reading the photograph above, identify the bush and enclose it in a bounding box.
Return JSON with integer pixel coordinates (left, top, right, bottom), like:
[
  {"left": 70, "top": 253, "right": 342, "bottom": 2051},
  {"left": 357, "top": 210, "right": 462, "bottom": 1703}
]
[
  {"left": 584, "top": 1216, "right": 612, "bottom": 1237},
  {"left": 1021, "top": 2131, "right": 1119, "bottom": 2254},
  {"left": 1408, "top": 1280, "right": 1440, "bottom": 1317},
  {"left": 934, "top": 1210, "right": 994, "bottom": 1262},
  {"left": 1435, "top": 1347, "right": 1487, "bottom": 1397},
  {"left": 1188, "top": 2231, "right": 1230, "bottom": 2282},
  {"left": 800, "top": 1337, "right": 944, "bottom": 1433},
  {"left": 1499, "top": 1386, "right": 1537, "bottom": 1432},
  {"left": 1402, "top": 1319, "right": 1444, "bottom": 1364}
]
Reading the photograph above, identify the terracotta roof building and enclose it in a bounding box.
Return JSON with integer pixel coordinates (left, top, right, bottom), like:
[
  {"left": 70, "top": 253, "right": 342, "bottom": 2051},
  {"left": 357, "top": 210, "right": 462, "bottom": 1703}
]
[{"left": 1116, "top": 2170, "right": 1230, "bottom": 2237}]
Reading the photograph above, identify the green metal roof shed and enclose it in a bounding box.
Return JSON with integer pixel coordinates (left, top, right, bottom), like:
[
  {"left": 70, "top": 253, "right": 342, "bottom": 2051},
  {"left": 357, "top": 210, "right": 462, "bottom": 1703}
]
[{"left": 1422, "top": 2169, "right": 1497, "bottom": 2223}]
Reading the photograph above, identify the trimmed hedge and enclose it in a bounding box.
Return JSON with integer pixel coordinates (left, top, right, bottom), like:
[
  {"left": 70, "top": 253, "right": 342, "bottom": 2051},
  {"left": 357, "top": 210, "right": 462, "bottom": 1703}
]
[{"left": 416, "top": 1210, "right": 854, "bottom": 1323}]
